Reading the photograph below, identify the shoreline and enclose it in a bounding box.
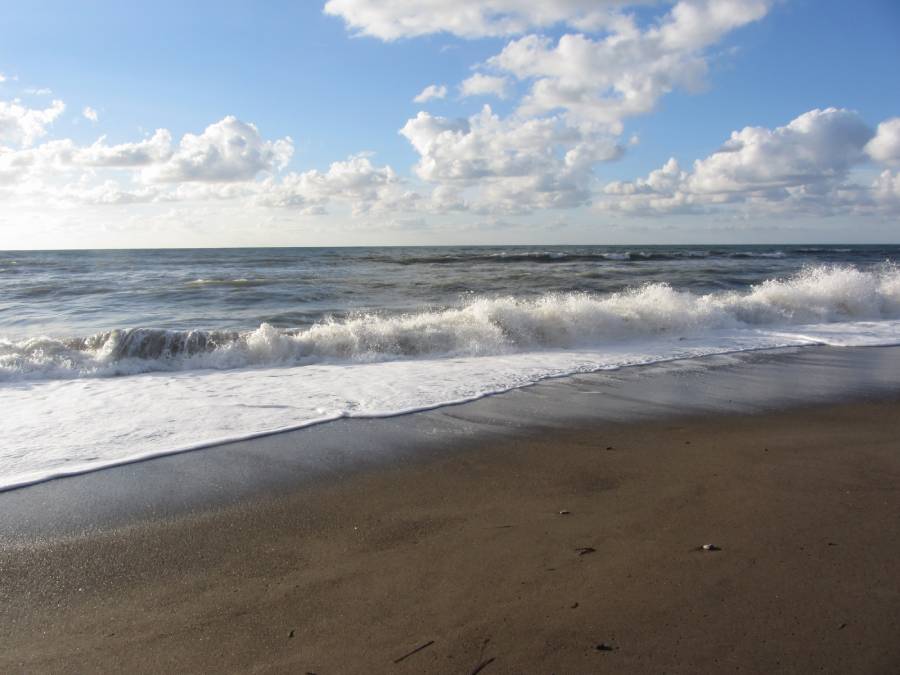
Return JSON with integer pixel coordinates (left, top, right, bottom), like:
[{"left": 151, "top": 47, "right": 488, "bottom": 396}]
[
  {"left": 3, "top": 394, "right": 900, "bottom": 672},
  {"left": 4, "top": 344, "right": 900, "bottom": 541},
  {"left": 0, "top": 342, "right": 828, "bottom": 494}
]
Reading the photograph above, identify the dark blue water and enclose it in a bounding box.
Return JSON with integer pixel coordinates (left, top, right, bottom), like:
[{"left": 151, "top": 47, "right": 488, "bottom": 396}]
[{"left": 2, "top": 245, "right": 897, "bottom": 340}]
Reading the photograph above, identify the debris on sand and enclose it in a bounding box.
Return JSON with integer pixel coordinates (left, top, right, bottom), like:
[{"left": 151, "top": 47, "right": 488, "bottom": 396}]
[
  {"left": 393, "top": 640, "right": 435, "bottom": 664},
  {"left": 470, "top": 657, "right": 496, "bottom": 674}
]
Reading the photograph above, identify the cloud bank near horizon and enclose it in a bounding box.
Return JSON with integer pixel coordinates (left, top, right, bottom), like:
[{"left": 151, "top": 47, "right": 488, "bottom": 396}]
[{"left": 1, "top": 0, "right": 898, "bottom": 247}]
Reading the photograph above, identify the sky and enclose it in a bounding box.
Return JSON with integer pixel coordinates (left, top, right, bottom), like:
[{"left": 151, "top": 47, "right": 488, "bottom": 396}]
[{"left": 1, "top": 0, "right": 899, "bottom": 248}]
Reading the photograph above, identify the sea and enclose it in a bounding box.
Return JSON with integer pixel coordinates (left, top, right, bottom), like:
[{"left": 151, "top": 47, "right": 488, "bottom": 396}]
[{"left": 3, "top": 244, "right": 900, "bottom": 490}]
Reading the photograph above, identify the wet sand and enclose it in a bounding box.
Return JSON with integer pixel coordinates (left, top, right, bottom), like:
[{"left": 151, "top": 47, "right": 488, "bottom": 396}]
[{"left": 3, "top": 397, "right": 900, "bottom": 673}]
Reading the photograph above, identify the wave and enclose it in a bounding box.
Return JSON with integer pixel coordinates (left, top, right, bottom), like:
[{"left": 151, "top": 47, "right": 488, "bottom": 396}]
[
  {"left": 3, "top": 264, "right": 899, "bottom": 382},
  {"left": 387, "top": 251, "right": 642, "bottom": 264},
  {"left": 727, "top": 251, "right": 786, "bottom": 259},
  {"left": 383, "top": 249, "right": 797, "bottom": 264},
  {"left": 186, "top": 278, "right": 271, "bottom": 288}
]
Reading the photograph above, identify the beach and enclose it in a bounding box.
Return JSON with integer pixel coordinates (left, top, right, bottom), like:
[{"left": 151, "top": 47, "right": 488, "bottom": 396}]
[
  {"left": 3, "top": 347, "right": 900, "bottom": 673},
  {"left": 4, "top": 0, "right": 900, "bottom": 670}
]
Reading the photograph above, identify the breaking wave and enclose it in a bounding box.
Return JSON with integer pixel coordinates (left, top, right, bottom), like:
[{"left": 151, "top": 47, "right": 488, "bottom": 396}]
[
  {"left": 3, "top": 264, "right": 900, "bottom": 382},
  {"left": 384, "top": 249, "right": 795, "bottom": 264}
]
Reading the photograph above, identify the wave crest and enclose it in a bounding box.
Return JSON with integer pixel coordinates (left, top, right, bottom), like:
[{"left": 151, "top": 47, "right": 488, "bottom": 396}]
[{"left": 3, "top": 264, "right": 899, "bottom": 381}]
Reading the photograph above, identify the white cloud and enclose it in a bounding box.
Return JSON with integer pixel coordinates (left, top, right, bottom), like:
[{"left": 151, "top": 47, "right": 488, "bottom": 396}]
[
  {"left": 459, "top": 73, "right": 511, "bottom": 99},
  {"left": 657, "top": 0, "right": 770, "bottom": 50},
  {"left": 413, "top": 84, "right": 447, "bottom": 103},
  {"left": 0, "top": 130, "right": 174, "bottom": 190},
  {"left": 865, "top": 117, "right": 900, "bottom": 165},
  {"left": 328, "top": 0, "right": 770, "bottom": 134},
  {"left": 82, "top": 106, "right": 99, "bottom": 122},
  {"left": 0, "top": 73, "right": 6, "bottom": 83},
  {"left": 58, "top": 180, "right": 161, "bottom": 206},
  {"left": 0, "top": 111, "right": 418, "bottom": 217},
  {"left": 488, "top": 0, "right": 770, "bottom": 132},
  {"left": 687, "top": 108, "right": 872, "bottom": 194},
  {"left": 144, "top": 116, "right": 293, "bottom": 183},
  {"left": 324, "top": 0, "right": 637, "bottom": 40},
  {"left": 24, "top": 87, "right": 53, "bottom": 96},
  {"left": 325, "top": 0, "right": 776, "bottom": 217},
  {"left": 78, "top": 130, "right": 174, "bottom": 167},
  {"left": 871, "top": 170, "right": 900, "bottom": 207},
  {"left": 0, "top": 115, "right": 295, "bottom": 208},
  {"left": 0, "top": 98, "right": 65, "bottom": 147},
  {"left": 598, "top": 108, "right": 898, "bottom": 216},
  {"left": 255, "top": 153, "right": 415, "bottom": 215},
  {"left": 400, "top": 105, "right": 622, "bottom": 213}
]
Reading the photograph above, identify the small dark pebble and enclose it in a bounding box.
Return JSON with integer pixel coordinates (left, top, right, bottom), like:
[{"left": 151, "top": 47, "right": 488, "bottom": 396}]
[
  {"left": 839, "top": 623, "right": 848, "bottom": 630},
  {"left": 827, "top": 542, "right": 837, "bottom": 546},
  {"left": 289, "top": 630, "right": 295, "bottom": 638},
  {"left": 571, "top": 602, "right": 579, "bottom": 609},
  {"left": 606, "top": 446, "right": 614, "bottom": 450},
  {"left": 595, "top": 643, "right": 615, "bottom": 652}
]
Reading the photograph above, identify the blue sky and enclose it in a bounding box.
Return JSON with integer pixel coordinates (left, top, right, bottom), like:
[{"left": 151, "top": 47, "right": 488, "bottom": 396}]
[{"left": 1, "top": 0, "right": 899, "bottom": 247}]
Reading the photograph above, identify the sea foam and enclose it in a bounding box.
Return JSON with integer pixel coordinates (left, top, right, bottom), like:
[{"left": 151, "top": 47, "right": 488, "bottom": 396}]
[
  {"left": 3, "top": 263, "right": 900, "bottom": 490},
  {"left": 2, "top": 264, "right": 899, "bottom": 382}
]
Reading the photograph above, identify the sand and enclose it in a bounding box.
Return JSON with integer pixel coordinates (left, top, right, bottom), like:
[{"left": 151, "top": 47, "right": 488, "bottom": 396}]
[{"left": 3, "top": 397, "right": 900, "bottom": 673}]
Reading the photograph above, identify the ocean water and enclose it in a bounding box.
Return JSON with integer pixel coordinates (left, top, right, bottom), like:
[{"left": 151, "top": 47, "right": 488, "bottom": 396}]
[{"left": 3, "top": 244, "right": 900, "bottom": 489}]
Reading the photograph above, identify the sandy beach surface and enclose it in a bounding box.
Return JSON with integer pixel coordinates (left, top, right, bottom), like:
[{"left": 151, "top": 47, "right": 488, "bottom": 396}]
[{"left": 3, "top": 393, "right": 900, "bottom": 673}]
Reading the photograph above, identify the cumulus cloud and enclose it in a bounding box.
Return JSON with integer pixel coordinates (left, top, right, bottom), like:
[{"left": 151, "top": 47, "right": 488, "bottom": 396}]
[
  {"left": 330, "top": 0, "right": 774, "bottom": 218},
  {"left": 413, "top": 84, "right": 447, "bottom": 103},
  {"left": 598, "top": 108, "right": 900, "bottom": 216},
  {"left": 459, "top": 73, "right": 511, "bottom": 99},
  {"left": 0, "top": 113, "right": 295, "bottom": 208},
  {"left": 324, "top": 0, "right": 636, "bottom": 40},
  {"left": 82, "top": 106, "right": 99, "bottom": 122},
  {"left": 0, "top": 130, "right": 175, "bottom": 190},
  {"left": 0, "top": 107, "right": 421, "bottom": 217},
  {"left": 329, "top": 0, "right": 770, "bottom": 134},
  {"left": 865, "top": 117, "right": 900, "bottom": 165},
  {"left": 77, "top": 130, "right": 174, "bottom": 167},
  {"left": 871, "top": 170, "right": 900, "bottom": 208},
  {"left": 687, "top": 108, "right": 872, "bottom": 193},
  {"left": 400, "top": 105, "right": 622, "bottom": 212},
  {"left": 58, "top": 180, "right": 162, "bottom": 206},
  {"left": 488, "top": 0, "right": 770, "bottom": 132},
  {"left": 144, "top": 116, "right": 293, "bottom": 183},
  {"left": 0, "top": 98, "right": 65, "bottom": 146},
  {"left": 255, "top": 153, "right": 416, "bottom": 215}
]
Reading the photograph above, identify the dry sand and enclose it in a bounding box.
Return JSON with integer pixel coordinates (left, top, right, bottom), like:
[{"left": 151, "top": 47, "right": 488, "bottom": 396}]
[{"left": 3, "top": 398, "right": 900, "bottom": 673}]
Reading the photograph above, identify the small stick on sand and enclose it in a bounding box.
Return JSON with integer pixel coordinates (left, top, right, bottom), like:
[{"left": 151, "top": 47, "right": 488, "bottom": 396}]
[
  {"left": 393, "top": 640, "right": 435, "bottom": 664},
  {"left": 470, "top": 656, "right": 496, "bottom": 674}
]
